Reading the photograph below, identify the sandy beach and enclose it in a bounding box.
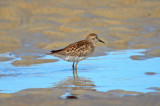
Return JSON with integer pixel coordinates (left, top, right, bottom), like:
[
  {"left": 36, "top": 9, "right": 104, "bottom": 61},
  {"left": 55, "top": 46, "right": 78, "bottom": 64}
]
[
  {"left": 0, "top": 0, "right": 160, "bottom": 105},
  {"left": 0, "top": 88, "right": 160, "bottom": 106}
]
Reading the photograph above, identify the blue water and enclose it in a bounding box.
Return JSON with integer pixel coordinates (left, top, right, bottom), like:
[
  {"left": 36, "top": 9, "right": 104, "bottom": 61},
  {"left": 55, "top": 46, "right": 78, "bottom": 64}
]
[{"left": 0, "top": 49, "right": 160, "bottom": 93}]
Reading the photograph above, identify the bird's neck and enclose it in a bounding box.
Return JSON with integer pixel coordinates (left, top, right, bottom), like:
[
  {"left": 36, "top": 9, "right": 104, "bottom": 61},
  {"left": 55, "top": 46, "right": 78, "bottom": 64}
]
[
  {"left": 86, "top": 39, "right": 97, "bottom": 47},
  {"left": 90, "top": 41, "right": 97, "bottom": 47}
]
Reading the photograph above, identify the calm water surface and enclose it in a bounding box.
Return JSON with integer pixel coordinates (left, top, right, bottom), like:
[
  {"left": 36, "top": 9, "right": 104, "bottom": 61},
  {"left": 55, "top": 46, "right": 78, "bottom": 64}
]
[{"left": 0, "top": 49, "right": 160, "bottom": 93}]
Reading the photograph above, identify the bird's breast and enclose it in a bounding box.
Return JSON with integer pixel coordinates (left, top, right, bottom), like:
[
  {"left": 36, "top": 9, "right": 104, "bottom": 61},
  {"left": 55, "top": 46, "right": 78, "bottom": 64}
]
[{"left": 64, "top": 56, "right": 87, "bottom": 62}]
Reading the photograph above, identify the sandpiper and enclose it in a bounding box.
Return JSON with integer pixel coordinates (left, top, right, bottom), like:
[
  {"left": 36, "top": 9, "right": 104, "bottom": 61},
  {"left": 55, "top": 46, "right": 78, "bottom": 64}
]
[{"left": 49, "top": 33, "right": 105, "bottom": 77}]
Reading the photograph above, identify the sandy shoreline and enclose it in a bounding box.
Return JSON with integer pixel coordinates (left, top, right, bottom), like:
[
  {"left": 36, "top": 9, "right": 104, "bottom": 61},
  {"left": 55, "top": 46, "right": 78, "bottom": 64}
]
[
  {"left": 0, "top": 0, "right": 160, "bottom": 61},
  {"left": 0, "top": 0, "right": 160, "bottom": 105},
  {"left": 0, "top": 88, "right": 160, "bottom": 106}
]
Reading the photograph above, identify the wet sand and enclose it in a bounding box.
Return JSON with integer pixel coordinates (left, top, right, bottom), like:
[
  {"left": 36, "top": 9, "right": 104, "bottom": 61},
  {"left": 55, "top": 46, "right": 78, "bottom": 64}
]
[
  {"left": 0, "top": 0, "right": 160, "bottom": 59},
  {"left": 0, "top": 88, "right": 160, "bottom": 106},
  {"left": 0, "top": 0, "right": 160, "bottom": 105}
]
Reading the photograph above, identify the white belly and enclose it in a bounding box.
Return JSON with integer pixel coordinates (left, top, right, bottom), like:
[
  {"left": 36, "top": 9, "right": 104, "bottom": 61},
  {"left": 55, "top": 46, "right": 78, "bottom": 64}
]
[{"left": 64, "top": 56, "right": 87, "bottom": 62}]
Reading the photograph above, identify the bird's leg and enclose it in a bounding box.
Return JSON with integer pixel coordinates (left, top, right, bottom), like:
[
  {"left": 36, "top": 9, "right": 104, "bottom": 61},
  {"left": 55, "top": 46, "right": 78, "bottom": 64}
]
[
  {"left": 75, "top": 62, "right": 78, "bottom": 78},
  {"left": 72, "top": 62, "right": 75, "bottom": 70},
  {"left": 72, "top": 62, "right": 75, "bottom": 78},
  {"left": 75, "top": 62, "right": 78, "bottom": 70}
]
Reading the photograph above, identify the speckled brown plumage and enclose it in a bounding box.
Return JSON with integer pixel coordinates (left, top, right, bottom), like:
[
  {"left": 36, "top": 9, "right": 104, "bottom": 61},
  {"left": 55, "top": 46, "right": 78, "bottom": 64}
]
[
  {"left": 50, "top": 40, "right": 95, "bottom": 57},
  {"left": 49, "top": 33, "right": 105, "bottom": 76}
]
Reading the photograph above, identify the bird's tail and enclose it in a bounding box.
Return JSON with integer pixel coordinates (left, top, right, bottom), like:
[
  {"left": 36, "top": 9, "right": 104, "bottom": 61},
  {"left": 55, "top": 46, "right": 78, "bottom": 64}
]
[{"left": 47, "top": 49, "right": 64, "bottom": 55}]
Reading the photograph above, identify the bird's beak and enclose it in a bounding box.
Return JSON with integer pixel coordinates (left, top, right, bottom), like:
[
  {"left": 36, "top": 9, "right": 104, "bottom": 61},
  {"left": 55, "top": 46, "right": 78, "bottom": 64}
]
[{"left": 98, "top": 38, "right": 105, "bottom": 43}]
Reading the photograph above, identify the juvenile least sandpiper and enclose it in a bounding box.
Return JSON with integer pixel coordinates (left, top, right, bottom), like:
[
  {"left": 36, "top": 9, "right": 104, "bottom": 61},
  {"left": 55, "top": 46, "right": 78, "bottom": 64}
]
[{"left": 49, "top": 33, "right": 105, "bottom": 77}]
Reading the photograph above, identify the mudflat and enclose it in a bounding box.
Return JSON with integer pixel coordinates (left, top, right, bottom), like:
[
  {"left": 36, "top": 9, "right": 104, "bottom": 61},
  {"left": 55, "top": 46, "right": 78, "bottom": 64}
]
[{"left": 0, "top": 0, "right": 160, "bottom": 105}]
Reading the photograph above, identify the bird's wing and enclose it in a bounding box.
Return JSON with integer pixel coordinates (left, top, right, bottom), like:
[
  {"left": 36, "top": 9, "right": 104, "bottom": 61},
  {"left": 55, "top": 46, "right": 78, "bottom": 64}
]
[{"left": 56, "top": 40, "right": 94, "bottom": 56}]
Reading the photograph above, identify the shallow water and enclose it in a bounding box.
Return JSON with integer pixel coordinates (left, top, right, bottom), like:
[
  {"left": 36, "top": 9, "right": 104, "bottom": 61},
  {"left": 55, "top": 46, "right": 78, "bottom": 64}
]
[{"left": 0, "top": 49, "right": 160, "bottom": 93}]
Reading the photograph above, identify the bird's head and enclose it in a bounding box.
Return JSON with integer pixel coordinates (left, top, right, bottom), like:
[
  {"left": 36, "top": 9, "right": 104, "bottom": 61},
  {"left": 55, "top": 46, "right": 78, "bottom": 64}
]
[{"left": 86, "top": 33, "right": 105, "bottom": 46}]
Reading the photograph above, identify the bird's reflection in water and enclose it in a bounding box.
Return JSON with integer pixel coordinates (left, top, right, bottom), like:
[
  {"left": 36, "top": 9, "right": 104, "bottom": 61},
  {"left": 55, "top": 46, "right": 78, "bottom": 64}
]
[
  {"left": 54, "top": 76, "right": 96, "bottom": 92},
  {"left": 53, "top": 69, "right": 96, "bottom": 99}
]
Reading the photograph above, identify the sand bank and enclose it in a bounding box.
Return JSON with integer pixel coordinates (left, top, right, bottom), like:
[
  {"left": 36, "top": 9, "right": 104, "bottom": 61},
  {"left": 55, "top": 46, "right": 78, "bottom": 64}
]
[
  {"left": 0, "top": 0, "right": 159, "bottom": 60},
  {"left": 0, "top": 88, "right": 160, "bottom": 106},
  {"left": 0, "top": 0, "right": 160, "bottom": 105}
]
